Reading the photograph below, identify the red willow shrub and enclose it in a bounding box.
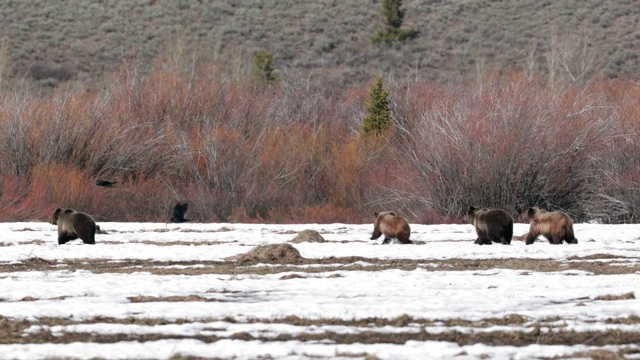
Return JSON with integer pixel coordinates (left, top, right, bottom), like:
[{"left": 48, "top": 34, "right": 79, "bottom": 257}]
[
  {"left": 392, "top": 78, "right": 618, "bottom": 222},
  {"left": 0, "top": 60, "right": 384, "bottom": 222},
  {"left": 591, "top": 79, "right": 640, "bottom": 223},
  {"left": 1, "top": 61, "right": 639, "bottom": 223}
]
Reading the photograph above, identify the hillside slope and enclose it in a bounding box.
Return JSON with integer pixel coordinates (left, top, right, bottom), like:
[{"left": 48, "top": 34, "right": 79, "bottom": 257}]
[{"left": 1, "top": 0, "right": 639, "bottom": 89}]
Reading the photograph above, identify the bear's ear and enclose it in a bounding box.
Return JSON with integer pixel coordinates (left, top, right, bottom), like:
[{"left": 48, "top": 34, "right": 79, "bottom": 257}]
[
  {"left": 52, "top": 208, "right": 62, "bottom": 225},
  {"left": 388, "top": 211, "right": 396, "bottom": 216}
]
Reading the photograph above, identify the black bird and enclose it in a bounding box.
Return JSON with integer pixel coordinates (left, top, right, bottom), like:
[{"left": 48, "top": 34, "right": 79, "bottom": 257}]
[
  {"left": 171, "top": 202, "right": 191, "bottom": 223},
  {"left": 96, "top": 179, "right": 118, "bottom": 187}
]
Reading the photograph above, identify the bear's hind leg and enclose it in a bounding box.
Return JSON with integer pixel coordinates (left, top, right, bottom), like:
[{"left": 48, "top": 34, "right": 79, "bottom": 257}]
[
  {"left": 547, "top": 236, "right": 562, "bottom": 245},
  {"left": 548, "top": 236, "right": 562, "bottom": 245},
  {"left": 488, "top": 229, "right": 505, "bottom": 244},
  {"left": 58, "top": 234, "right": 71, "bottom": 245},
  {"left": 382, "top": 237, "right": 392, "bottom": 244},
  {"left": 81, "top": 236, "right": 96, "bottom": 245},
  {"left": 481, "top": 237, "right": 493, "bottom": 245}
]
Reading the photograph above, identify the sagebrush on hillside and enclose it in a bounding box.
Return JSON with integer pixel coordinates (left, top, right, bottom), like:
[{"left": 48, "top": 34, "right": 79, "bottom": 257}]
[{"left": 1, "top": 0, "right": 640, "bottom": 90}]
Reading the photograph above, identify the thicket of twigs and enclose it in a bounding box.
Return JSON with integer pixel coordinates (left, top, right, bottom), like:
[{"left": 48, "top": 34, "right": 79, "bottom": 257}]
[{"left": 1, "top": 61, "right": 639, "bottom": 223}]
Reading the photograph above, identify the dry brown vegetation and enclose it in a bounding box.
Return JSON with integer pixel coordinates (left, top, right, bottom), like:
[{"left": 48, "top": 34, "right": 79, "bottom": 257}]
[
  {"left": 2, "top": 2, "right": 640, "bottom": 225},
  {"left": 1, "top": 62, "right": 640, "bottom": 223},
  {"left": 3, "top": 4, "right": 640, "bottom": 357}
]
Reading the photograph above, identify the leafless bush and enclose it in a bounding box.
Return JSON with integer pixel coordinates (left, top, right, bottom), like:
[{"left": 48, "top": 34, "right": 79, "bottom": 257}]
[
  {"left": 393, "top": 80, "right": 616, "bottom": 221},
  {"left": 2, "top": 59, "right": 639, "bottom": 223},
  {"left": 589, "top": 80, "right": 640, "bottom": 222}
]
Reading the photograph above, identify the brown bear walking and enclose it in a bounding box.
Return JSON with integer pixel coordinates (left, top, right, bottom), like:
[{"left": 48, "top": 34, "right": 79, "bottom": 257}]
[
  {"left": 370, "top": 211, "right": 411, "bottom": 244},
  {"left": 465, "top": 206, "right": 513, "bottom": 245},
  {"left": 522, "top": 207, "right": 577, "bottom": 245},
  {"left": 51, "top": 208, "right": 97, "bottom": 245}
]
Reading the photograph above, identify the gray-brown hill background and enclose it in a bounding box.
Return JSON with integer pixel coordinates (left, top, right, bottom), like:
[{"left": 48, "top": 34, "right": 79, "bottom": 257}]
[{"left": 2, "top": 0, "right": 639, "bottom": 89}]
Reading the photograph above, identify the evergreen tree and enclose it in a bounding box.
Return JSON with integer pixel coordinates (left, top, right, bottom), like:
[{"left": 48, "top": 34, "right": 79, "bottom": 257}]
[
  {"left": 372, "top": 0, "right": 416, "bottom": 45},
  {"left": 252, "top": 50, "right": 279, "bottom": 85},
  {"left": 361, "top": 76, "right": 393, "bottom": 137},
  {"left": 382, "top": 0, "right": 405, "bottom": 29}
]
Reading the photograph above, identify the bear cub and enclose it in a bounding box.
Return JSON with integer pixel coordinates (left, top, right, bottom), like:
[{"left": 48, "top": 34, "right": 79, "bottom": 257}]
[
  {"left": 465, "top": 206, "right": 513, "bottom": 245},
  {"left": 370, "top": 211, "right": 411, "bottom": 244},
  {"left": 522, "top": 207, "right": 577, "bottom": 245},
  {"left": 51, "top": 208, "right": 97, "bottom": 245}
]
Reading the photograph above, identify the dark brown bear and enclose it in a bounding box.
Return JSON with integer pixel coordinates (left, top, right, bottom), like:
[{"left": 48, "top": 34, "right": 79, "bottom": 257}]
[
  {"left": 51, "top": 208, "right": 97, "bottom": 245},
  {"left": 523, "top": 207, "right": 577, "bottom": 245},
  {"left": 465, "top": 206, "right": 513, "bottom": 245},
  {"left": 370, "top": 211, "right": 412, "bottom": 244}
]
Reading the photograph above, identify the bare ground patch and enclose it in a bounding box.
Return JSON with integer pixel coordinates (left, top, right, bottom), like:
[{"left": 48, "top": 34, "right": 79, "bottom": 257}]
[
  {"left": 2, "top": 255, "right": 640, "bottom": 276},
  {"left": 552, "top": 349, "right": 640, "bottom": 360},
  {"left": 100, "top": 240, "right": 236, "bottom": 246},
  {"left": 567, "top": 253, "right": 628, "bottom": 261},
  {"left": 127, "top": 295, "right": 224, "bottom": 303},
  {"left": 5, "top": 314, "right": 640, "bottom": 348},
  {"left": 0, "top": 239, "right": 47, "bottom": 246},
  {"left": 594, "top": 292, "right": 635, "bottom": 301}
]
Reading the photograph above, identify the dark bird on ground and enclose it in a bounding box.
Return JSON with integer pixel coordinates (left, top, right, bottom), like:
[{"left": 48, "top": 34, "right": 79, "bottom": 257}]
[
  {"left": 171, "top": 202, "right": 191, "bottom": 223},
  {"left": 96, "top": 179, "right": 118, "bottom": 187}
]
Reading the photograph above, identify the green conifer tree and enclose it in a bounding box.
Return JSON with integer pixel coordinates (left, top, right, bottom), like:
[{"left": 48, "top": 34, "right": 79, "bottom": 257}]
[
  {"left": 361, "top": 76, "right": 393, "bottom": 137},
  {"left": 372, "top": 0, "right": 416, "bottom": 45},
  {"left": 252, "top": 50, "right": 279, "bottom": 85},
  {"left": 382, "top": 0, "right": 405, "bottom": 29}
]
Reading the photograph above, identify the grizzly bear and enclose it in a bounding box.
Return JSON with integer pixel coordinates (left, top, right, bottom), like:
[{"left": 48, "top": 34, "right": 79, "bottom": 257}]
[
  {"left": 523, "top": 207, "right": 577, "bottom": 245},
  {"left": 465, "top": 206, "right": 513, "bottom": 245},
  {"left": 370, "top": 211, "right": 411, "bottom": 244},
  {"left": 51, "top": 208, "right": 97, "bottom": 245},
  {"left": 170, "top": 202, "right": 191, "bottom": 223}
]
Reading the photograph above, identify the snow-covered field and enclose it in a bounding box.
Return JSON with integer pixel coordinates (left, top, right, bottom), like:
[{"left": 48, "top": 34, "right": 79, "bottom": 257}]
[{"left": 1, "top": 221, "right": 640, "bottom": 359}]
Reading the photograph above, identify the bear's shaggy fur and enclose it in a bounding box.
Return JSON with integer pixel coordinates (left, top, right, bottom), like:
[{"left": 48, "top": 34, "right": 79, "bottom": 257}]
[
  {"left": 171, "top": 202, "right": 190, "bottom": 223},
  {"left": 465, "top": 206, "right": 513, "bottom": 245},
  {"left": 370, "top": 211, "right": 411, "bottom": 244},
  {"left": 51, "top": 208, "right": 97, "bottom": 245},
  {"left": 523, "top": 207, "right": 577, "bottom": 245}
]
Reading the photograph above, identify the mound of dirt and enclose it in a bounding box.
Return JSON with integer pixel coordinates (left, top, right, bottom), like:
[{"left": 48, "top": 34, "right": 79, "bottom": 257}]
[
  {"left": 290, "top": 229, "right": 325, "bottom": 243},
  {"left": 233, "top": 243, "right": 304, "bottom": 264}
]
